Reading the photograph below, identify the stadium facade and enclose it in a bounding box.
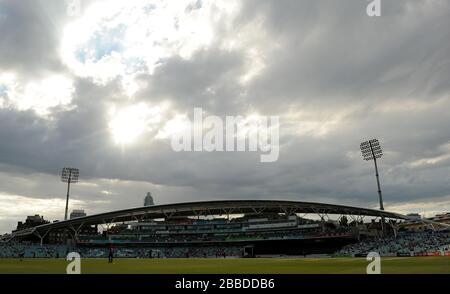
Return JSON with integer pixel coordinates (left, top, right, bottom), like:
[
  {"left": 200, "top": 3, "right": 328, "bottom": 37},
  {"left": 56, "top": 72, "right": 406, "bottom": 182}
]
[{"left": 1, "top": 200, "right": 413, "bottom": 256}]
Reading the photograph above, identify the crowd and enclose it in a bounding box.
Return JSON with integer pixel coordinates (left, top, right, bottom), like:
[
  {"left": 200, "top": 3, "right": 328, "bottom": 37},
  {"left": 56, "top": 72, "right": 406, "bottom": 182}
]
[
  {"left": 338, "top": 231, "right": 450, "bottom": 256},
  {"left": 3, "top": 230, "right": 450, "bottom": 258},
  {"left": 0, "top": 243, "right": 69, "bottom": 258},
  {"left": 0, "top": 243, "right": 243, "bottom": 258},
  {"left": 77, "top": 246, "right": 243, "bottom": 258}
]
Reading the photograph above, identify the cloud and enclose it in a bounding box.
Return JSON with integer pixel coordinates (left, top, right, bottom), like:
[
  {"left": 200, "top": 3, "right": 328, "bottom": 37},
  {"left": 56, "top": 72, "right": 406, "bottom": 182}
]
[
  {"left": 0, "top": 0, "right": 68, "bottom": 76},
  {"left": 0, "top": 73, "right": 75, "bottom": 116},
  {"left": 0, "top": 0, "right": 450, "bottom": 233},
  {"left": 0, "top": 194, "right": 81, "bottom": 234}
]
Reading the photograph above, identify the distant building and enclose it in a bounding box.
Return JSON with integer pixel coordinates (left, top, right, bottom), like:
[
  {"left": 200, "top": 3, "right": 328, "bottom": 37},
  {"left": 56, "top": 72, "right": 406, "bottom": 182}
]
[
  {"left": 401, "top": 212, "right": 450, "bottom": 232},
  {"left": 406, "top": 213, "right": 422, "bottom": 220},
  {"left": 144, "top": 192, "right": 154, "bottom": 206},
  {"left": 14, "top": 215, "right": 49, "bottom": 232},
  {"left": 70, "top": 209, "right": 87, "bottom": 219},
  {"left": 430, "top": 212, "right": 450, "bottom": 219}
]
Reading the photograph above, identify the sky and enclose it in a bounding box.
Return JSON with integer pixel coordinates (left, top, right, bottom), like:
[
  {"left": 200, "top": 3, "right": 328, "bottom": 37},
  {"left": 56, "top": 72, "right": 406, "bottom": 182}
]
[{"left": 0, "top": 0, "right": 449, "bottom": 234}]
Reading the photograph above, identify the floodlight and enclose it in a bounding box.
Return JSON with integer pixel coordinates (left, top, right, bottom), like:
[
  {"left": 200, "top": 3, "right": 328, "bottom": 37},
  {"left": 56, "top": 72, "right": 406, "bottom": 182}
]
[
  {"left": 360, "top": 139, "right": 384, "bottom": 211},
  {"left": 61, "top": 167, "right": 80, "bottom": 220},
  {"left": 360, "top": 139, "right": 386, "bottom": 236}
]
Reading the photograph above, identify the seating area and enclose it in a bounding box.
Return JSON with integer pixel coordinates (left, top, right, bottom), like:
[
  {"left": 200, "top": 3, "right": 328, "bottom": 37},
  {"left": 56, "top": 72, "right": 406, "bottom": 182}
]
[
  {"left": 338, "top": 231, "right": 450, "bottom": 256},
  {"left": 0, "top": 243, "right": 70, "bottom": 258},
  {"left": 76, "top": 246, "right": 243, "bottom": 258},
  {"left": 0, "top": 243, "right": 243, "bottom": 258},
  {"left": 3, "top": 230, "right": 449, "bottom": 258}
]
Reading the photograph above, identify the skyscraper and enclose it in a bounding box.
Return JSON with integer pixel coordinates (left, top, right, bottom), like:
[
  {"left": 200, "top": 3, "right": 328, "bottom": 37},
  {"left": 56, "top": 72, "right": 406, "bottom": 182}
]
[{"left": 144, "top": 192, "right": 154, "bottom": 206}]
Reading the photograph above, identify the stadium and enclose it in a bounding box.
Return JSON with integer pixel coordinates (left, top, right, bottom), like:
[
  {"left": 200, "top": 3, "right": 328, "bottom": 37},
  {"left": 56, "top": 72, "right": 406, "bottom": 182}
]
[{"left": 1, "top": 199, "right": 450, "bottom": 274}]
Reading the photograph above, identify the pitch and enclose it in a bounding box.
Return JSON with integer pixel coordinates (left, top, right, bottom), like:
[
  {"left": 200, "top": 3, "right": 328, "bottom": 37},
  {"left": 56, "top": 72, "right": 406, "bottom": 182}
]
[{"left": 0, "top": 257, "right": 449, "bottom": 274}]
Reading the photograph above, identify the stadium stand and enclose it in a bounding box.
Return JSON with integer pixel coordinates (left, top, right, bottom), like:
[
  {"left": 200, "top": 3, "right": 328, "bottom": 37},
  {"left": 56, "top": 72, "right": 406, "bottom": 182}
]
[
  {"left": 338, "top": 231, "right": 450, "bottom": 257},
  {"left": 0, "top": 243, "right": 242, "bottom": 258},
  {"left": 2, "top": 231, "right": 449, "bottom": 258},
  {"left": 0, "top": 243, "right": 70, "bottom": 258},
  {"left": 3, "top": 200, "right": 449, "bottom": 258}
]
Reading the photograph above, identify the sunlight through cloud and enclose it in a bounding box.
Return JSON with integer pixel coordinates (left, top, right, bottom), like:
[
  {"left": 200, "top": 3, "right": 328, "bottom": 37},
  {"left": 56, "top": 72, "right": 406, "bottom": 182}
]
[
  {"left": 61, "top": 0, "right": 241, "bottom": 91},
  {"left": 108, "top": 103, "right": 163, "bottom": 145}
]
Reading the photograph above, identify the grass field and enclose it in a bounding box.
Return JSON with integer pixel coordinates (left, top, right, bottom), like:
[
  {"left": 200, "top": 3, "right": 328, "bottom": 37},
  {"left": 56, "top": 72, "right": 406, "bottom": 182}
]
[{"left": 0, "top": 257, "right": 449, "bottom": 274}]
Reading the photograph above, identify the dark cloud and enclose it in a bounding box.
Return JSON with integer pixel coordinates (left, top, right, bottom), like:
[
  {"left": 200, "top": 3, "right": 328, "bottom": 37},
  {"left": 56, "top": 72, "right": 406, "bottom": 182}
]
[
  {"left": 137, "top": 48, "right": 245, "bottom": 114},
  {"left": 0, "top": 0, "right": 70, "bottom": 77}
]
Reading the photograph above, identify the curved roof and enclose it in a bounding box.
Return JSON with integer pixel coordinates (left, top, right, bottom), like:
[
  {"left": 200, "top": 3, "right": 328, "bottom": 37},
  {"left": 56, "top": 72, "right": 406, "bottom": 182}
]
[{"left": 2, "top": 200, "right": 408, "bottom": 240}]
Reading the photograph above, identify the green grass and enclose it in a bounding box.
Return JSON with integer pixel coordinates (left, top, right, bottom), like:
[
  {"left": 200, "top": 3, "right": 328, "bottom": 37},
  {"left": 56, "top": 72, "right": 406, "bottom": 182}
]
[{"left": 0, "top": 257, "right": 449, "bottom": 274}]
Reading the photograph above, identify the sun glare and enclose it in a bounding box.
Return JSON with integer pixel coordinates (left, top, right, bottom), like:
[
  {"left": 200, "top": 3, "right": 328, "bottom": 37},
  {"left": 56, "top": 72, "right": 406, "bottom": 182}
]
[{"left": 108, "top": 103, "right": 161, "bottom": 145}]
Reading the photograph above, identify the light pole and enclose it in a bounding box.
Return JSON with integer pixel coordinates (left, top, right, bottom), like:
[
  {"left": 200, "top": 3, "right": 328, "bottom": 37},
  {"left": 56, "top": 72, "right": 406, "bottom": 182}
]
[
  {"left": 360, "top": 139, "right": 385, "bottom": 235},
  {"left": 61, "top": 167, "right": 79, "bottom": 221}
]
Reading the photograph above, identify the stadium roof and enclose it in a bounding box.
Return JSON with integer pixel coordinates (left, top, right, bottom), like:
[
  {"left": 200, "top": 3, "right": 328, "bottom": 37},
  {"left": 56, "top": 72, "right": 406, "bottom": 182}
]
[{"left": 2, "top": 200, "right": 408, "bottom": 241}]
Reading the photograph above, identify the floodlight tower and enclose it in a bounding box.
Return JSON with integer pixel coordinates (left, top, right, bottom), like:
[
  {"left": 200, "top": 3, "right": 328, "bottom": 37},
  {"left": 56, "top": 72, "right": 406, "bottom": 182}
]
[
  {"left": 360, "top": 139, "right": 384, "bottom": 211},
  {"left": 360, "top": 139, "right": 385, "bottom": 236},
  {"left": 61, "top": 167, "right": 79, "bottom": 221}
]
